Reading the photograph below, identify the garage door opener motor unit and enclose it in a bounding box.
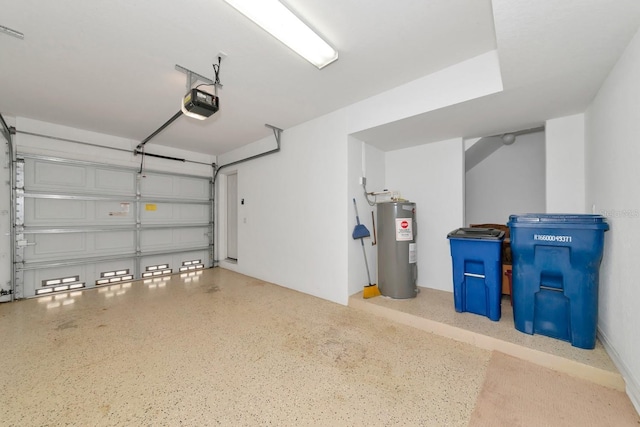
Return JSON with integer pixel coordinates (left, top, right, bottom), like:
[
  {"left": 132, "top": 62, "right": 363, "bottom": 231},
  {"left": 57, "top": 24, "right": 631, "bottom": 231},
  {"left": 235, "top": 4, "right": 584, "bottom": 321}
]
[{"left": 181, "top": 88, "right": 219, "bottom": 119}]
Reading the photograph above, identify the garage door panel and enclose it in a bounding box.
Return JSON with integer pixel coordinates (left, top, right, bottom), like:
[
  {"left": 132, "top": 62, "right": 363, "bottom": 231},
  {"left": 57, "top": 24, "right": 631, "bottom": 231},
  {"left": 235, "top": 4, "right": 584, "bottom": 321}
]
[
  {"left": 94, "top": 231, "right": 135, "bottom": 251},
  {"left": 140, "top": 173, "right": 209, "bottom": 200},
  {"left": 141, "top": 250, "right": 208, "bottom": 276},
  {"left": 95, "top": 201, "right": 134, "bottom": 222},
  {"left": 178, "top": 204, "right": 209, "bottom": 221},
  {"left": 23, "top": 261, "right": 138, "bottom": 298},
  {"left": 141, "top": 203, "right": 174, "bottom": 222},
  {"left": 175, "top": 251, "right": 208, "bottom": 272},
  {"left": 140, "top": 203, "right": 208, "bottom": 224},
  {"left": 17, "top": 154, "right": 212, "bottom": 299},
  {"left": 26, "top": 199, "right": 134, "bottom": 226},
  {"left": 94, "top": 260, "right": 135, "bottom": 277},
  {"left": 140, "top": 255, "right": 176, "bottom": 278},
  {"left": 93, "top": 261, "right": 136, "bottom": 287},
  {"left": 26, "top": 159, "right": 136, "bottom": 195},
  {"left": 31, "top": 199, "right": 87, "bottom": 222},
  {"left": 140, "top": 228, "right": 208, "bottom": 251},
  {"left": 25, "top": 231, "right": 135, "bottom": 261},
  {"left": 176, "top": 227, "right": 209, "bottom": 245},
  {"left": 140, "top": 229, "right": 172, "bottom": 248},
  {"left": 24, "top": 266, "right": 89, "bottom": 298},
  {"left": 176, "top": 177, "right": 210, "bottom": 199},
  {"left": 28, "top": 233, "right": 86, "bottom": 257},
  {"left": 95, "top": 168, "right": 136, "bottom": 193},
  {"left": 32, "top": 161, "right": 87, "bottom": 189},
  {"left": 140, "top": 174, "right": 174, "bottom": 197}
]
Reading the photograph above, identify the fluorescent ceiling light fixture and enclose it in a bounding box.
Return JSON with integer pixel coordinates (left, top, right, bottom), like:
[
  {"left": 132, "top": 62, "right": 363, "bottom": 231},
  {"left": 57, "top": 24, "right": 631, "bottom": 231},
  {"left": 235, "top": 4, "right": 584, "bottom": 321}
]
[{"left": 224, "top": 0, "right": 338, "bottom": 69}]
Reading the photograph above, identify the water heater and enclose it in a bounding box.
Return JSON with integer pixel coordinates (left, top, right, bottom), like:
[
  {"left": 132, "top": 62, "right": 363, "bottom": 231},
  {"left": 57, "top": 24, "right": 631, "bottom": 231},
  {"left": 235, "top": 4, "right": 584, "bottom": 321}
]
[{"left": 377, "top": 201, "right": 417, "bottom": 299}]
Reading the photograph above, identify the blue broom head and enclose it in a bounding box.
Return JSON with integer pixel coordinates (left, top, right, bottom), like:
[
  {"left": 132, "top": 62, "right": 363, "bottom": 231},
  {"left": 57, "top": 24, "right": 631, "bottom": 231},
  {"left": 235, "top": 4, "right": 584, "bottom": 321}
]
[{"left": 352, "top": 224, "right": 370, "bottom": 239}]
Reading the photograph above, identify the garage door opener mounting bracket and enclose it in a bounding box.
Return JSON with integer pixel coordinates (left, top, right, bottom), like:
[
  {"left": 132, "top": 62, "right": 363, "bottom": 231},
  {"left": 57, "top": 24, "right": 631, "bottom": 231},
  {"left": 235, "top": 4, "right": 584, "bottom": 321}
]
[{"left": 134, "top": 60, "right": 223, "bottom": 165}]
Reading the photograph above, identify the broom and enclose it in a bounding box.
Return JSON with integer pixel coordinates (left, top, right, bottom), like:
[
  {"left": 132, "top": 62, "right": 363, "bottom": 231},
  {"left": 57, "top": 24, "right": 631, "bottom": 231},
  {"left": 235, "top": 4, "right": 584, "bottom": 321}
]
[{"left": 352, "top": 198, "right": 381, "bottom": 298}]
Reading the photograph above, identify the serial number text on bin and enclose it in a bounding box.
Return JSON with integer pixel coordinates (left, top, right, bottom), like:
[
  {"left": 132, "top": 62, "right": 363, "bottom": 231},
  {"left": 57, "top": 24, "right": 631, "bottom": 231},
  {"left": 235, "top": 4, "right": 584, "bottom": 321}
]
[{"left": 533, "top": 234, "right": 573, "bottom": 243}]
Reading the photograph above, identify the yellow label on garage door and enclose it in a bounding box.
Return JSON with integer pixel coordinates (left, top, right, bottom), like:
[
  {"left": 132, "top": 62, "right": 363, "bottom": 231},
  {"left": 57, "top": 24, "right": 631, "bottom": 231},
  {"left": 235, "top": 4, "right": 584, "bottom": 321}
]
[{"left": 145, "top": 204, "right": 157, "bottom": 211}]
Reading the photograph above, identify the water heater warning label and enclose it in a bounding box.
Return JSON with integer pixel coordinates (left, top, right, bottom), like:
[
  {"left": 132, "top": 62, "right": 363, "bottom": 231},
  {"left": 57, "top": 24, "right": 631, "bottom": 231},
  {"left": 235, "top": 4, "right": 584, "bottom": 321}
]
[
  {"left": 396, "top": 218, "right": 413, "bottom": 241},
  {"left": 409, "top": 243, "right": 417, "bottom": 263}
]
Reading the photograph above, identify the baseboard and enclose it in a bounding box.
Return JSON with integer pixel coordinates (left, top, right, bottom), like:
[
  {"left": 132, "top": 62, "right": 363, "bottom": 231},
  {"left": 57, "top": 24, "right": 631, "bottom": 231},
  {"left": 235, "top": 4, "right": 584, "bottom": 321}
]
[
  {"left": 598, "top": 327, "right": 640, "bottom": 415},
  {"left": 219, "top": 259, "right": 240, "bottom": 272}
]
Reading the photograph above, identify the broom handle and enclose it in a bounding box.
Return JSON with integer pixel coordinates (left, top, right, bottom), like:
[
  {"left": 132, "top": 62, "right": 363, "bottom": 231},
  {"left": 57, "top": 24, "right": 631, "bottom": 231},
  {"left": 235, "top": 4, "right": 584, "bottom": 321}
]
[
  {"left": 371, "top": 211, "right": 377, "bottom": 246},
  {"left": 361, "top": 239, "right": 372, "bottom": 285},
  {"left": 352, "top": 198, "right": 361, "bottom": 225},
  {"left": 354, "top": 198, "right": 372, "bottom": 285}
]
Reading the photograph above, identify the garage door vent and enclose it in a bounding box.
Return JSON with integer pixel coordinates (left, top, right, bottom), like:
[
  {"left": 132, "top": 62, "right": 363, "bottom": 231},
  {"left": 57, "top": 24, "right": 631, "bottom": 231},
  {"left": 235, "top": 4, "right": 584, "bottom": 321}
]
[
  {"left": 36, "top": 275, "right": 85, "bottom": 295},
  {"left": 179, "top": 259, "right": 204, "bottom": 272},
  {"left": 96, "top": 269, "right": 134, "bottom": 286},
  {"left": 142, "top": 264, "right": 172, "bottom": 278}
]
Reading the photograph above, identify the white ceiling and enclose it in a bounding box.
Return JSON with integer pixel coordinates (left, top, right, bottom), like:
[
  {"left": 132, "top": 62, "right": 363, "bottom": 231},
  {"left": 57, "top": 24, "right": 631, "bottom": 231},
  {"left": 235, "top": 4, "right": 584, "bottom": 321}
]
[{"left": 1, "top": 1, "right": 640, "bottom": 156}]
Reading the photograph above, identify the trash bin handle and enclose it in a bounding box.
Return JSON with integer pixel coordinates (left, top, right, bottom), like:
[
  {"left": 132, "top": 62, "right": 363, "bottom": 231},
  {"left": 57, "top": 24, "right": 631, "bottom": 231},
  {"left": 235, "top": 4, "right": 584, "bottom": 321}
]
[{"left": 464, "top": 272, "right": 486, "bottom": 279}]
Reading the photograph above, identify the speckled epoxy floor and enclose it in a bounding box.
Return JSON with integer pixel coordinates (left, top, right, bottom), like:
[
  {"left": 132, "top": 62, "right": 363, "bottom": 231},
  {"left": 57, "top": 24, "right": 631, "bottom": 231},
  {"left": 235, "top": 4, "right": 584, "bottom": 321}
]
[
  {"left": 350, "top": 286, "right": 622, "bottom": 389},
  {"left": 1, "top": 269, "right": 491, "bottom": 426}
]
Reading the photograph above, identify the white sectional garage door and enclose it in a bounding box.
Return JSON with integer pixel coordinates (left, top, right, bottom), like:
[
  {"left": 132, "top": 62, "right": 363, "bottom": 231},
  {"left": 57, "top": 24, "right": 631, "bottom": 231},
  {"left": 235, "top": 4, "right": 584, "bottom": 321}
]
[{"left": 14, "top": 154, "right": 212, "bottom": 298}]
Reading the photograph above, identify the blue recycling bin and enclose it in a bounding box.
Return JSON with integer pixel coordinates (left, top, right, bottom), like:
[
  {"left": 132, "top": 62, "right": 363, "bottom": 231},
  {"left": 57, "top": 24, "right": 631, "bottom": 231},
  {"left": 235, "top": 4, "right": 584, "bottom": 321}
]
[
  {"left": 447, "top": 228, "right": 505, "bottom": 321},
  {"left": 508, "top": 214, "right": 609, "bottom": 349}
]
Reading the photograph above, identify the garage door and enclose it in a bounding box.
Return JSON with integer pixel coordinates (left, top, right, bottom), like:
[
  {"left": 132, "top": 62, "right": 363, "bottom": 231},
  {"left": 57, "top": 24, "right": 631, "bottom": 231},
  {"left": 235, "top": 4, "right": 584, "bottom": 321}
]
[{"left": 14, "top": 154, "right": 212, "bottom": 298}]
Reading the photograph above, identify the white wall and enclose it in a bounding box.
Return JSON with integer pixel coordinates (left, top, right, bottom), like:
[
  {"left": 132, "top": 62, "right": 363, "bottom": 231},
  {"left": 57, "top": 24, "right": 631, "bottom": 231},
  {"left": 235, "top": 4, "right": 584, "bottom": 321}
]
[
  {"left": 346, "top": 51, "right": 503, "bottom": 134},
  {"left": 3, "top": 114, "right": 352, "bottom": 306},
  {"left": 385, "top": 138, "right": 465, "bottom": 292},
  {"left": 585, "top": 26, "right": 640, "bottom": 414},
  {"left": 222, "top": 51, "right": 504, "bottom": 304},
  {"left": 218, "top": 110, "right": 350, "bottom": 305},
  {"left": 342, "top": 52, "right": 501, "bottom": 298},
  {"left": 546, "top": 114, "right": 586, "bottom": 213},
  {"left": 4, "top": 50, "right": 505, "bottom": 306},
  {"left": 347, "top": 137, "right": 385, "bottom": 296},
  {"left": 465, "top": 131, "right": 546, "bottom": 225}
]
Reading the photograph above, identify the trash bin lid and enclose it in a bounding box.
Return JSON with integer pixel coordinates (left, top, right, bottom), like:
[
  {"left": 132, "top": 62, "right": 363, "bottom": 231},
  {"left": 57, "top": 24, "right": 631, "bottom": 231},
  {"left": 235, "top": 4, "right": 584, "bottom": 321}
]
[
  {"left": 509, "top": 214, "right": 606, "bottom": 223},
  {"left": 508, "top": 214, "right": 609, "bottom": 230},
  {"left": 447, "top": 227, "right": 505, "bottom": 240}
]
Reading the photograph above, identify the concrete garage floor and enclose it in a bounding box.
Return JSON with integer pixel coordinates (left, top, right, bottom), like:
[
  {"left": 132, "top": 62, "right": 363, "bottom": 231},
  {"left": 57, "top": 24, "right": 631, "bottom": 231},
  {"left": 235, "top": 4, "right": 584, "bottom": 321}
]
[
  {"left": 350, "top": 286, "right": 622, "bottom": 390},
  {"left": 0, "top": 268, "right": 626, "bottom": 425},
  {"left": 1, "top": 268, "right": 490, "bottom": 426}
]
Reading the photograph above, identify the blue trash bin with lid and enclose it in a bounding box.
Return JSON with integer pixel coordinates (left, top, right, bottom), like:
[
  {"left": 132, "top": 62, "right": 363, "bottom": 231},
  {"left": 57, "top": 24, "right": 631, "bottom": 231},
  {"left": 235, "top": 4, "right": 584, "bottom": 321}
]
[
  {"left": 447, "top": 228, "right": 505, "bottom": 321},
  {"left": 508, "top": 214, "right": 609, "bottom": 349}
]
